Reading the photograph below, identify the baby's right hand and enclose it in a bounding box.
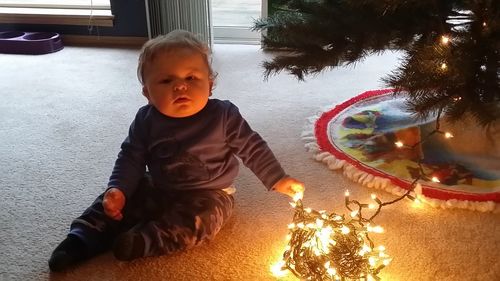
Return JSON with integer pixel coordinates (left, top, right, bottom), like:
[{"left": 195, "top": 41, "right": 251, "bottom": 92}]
[
  {"left": 103, "top": 187, "right": 125, "bottom": 221},
  {"left": 273, "top": 176, "right": 305, "bottom": 201}
]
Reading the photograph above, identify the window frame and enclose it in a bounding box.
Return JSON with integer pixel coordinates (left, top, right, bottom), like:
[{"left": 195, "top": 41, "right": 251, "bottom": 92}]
[{"left": 0, "top": 0, "right": 113, "bottom": 26}]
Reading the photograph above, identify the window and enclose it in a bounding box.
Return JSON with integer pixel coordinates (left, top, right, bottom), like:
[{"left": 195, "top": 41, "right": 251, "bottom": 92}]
[
  {"left": 0, "top": 0, "right": 110, "bottom": 9},
  {"left": 0, "top": 0, "right": 113, "bottom": 26},
  {"left": 212, "top": 0, "right": 265, "bottom": 44}
]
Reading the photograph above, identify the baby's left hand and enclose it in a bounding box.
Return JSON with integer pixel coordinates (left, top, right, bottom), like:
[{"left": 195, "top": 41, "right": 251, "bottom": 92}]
[{"left": 273, "top": 176, "right": 305, "bottom": 200}]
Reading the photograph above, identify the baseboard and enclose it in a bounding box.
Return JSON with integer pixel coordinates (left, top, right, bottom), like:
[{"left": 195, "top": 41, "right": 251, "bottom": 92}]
[
  {"left": 62, "top": 35, "right": 148, "bottom": 47},
  {"left": 213, "top": 26, "right": 261, "bottom": 45},
  {"left": 214, "top": 37, "right": 261, "bottom": 45}
]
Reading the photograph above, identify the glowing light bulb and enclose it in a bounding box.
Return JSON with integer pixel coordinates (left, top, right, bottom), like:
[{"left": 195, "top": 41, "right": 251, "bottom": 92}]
[
  {"left": 483, "top": 22, "right": 487, "bottom": 27},
  {"left": 344, "top": 190, "right": 350, "bottom": 197},
  {"left": 371, "top": 226, "right": 384, "bottom": 233},
  {"left": 327, "top": 268, "right": 337, "bottom": 276},
  {"left": 431, "top": 176, "right": 440, "bottom": 183},
  {"left": 441, "top": 63, "right": 448, "bottom": 70},
  {"left": 270, "top": 261, "right": 288, "bottom": 277},
  {"left": 444, "top": 132, "right": 453, "bottom": 138},
  {"left": 350, "top": 210, "right": 359, "bottom": 218},
  {"left": 341, "top": 225, "right": 350, "bottom": 234},
  {"left": 371, "top": 194, "right": 377, "bottom": 200},
  {"left": 395, "top": 141, "right": 404, "bottom": 148},
  {"left": 441, "top": 35, "right": 450, "bottom": 44},
  {"left": 293, "top": 192, "right": 303, "bottom": 202},
  {"left": 362, "top": 244, "right": 371, "bottom": 253},
  {"left": 304, "top": 208, "right": 312, "bottom": 213},
  {"left": 368, "top": 203, "right": 376, "bottom": 209},
  {"left": 412, "top": 198, "right": 424, "bottom": 209}
]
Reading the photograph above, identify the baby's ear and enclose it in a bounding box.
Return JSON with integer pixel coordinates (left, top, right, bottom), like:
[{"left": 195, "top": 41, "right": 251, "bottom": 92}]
[
  {"left": 142, "top": 86, "right": 151, "bottom": 100},
  {"left": 209, "top": 80, "right": 214, "bottom": 96}
]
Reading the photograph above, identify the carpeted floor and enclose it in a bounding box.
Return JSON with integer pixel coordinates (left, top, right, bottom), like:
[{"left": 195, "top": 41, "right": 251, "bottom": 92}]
[{"left": 1, "top": 44, "right": 498, "bottom": 281}]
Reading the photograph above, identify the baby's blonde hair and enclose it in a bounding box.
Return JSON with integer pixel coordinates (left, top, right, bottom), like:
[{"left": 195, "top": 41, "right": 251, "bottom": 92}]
[{"left": 137, "top": 29, "right": 216, "bottom": 85}]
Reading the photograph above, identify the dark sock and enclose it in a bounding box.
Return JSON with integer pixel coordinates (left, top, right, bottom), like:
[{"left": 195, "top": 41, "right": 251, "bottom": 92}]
[
  {"left": 48, "top": 235, "right": 88, "bottom": 272},
  {"left": 112, "top": 232, "right": 145, "bottom": 261}
]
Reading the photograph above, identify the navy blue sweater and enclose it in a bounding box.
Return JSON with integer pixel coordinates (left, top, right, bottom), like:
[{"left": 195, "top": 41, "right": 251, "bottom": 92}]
[{"left": 108, "top": 99, "right": 286, "bottom": 200}]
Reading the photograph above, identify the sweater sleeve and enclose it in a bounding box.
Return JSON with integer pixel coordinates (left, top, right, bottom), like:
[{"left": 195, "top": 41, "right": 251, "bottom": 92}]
[
  {"left": 107, "top": 109, "right": 148, "bottom": 200},
  {"left": 224, "top": 103, "right": 286, "bottom": 190}
]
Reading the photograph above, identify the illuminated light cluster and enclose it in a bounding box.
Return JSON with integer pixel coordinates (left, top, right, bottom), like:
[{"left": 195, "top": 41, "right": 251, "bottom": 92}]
[{"left": 271, "top": 194, "right": 392, "bottom": 280}]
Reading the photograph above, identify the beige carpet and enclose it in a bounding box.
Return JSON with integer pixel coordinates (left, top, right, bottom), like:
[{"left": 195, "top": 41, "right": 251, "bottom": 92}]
[{"left": 1, "top": 44, "right": 498, "bottom": 281}]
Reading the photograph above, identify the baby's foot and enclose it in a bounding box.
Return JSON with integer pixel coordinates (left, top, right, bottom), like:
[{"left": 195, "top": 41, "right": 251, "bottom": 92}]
[
  {"left": 112, "top": 231, "right": 145, "bottom": 261},
  {"left": 48, "top": 235, "right": 87, "bottom": 272}
]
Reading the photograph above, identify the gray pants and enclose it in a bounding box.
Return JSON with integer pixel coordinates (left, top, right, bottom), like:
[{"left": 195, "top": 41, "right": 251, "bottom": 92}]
[{"left": 69, "top": 175, "right": 234, "bottom": 258}]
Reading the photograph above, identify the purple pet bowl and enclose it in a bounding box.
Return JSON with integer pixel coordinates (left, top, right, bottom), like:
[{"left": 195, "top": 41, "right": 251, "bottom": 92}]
[{"left": 0, "top": 31, "right": 64, "bottom": 55}]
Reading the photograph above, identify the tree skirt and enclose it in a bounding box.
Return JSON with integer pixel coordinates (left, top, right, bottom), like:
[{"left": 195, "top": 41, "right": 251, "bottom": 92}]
[{"left": 302, "top": 89, "right": 500, "bottom": 212}]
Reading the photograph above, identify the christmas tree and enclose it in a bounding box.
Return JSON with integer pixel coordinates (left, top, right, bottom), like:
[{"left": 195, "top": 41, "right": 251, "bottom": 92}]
[{"left": 254, "top": 0, "right": 499, "bottom": 125}]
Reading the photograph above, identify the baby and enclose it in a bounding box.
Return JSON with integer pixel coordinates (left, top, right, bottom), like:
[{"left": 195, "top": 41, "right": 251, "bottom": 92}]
[{"left": 49, "top": 29, "right": 304, "bottom": 271}]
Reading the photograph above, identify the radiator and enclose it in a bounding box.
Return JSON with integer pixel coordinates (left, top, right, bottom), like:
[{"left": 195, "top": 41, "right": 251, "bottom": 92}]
[{"left": 145, "top": 0, "right": 213, "bottom": 47}]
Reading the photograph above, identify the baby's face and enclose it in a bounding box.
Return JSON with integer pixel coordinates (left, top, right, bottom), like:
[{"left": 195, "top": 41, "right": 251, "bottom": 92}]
[{"left": 142, "top": 48, "right": 212, "bottom": 118}]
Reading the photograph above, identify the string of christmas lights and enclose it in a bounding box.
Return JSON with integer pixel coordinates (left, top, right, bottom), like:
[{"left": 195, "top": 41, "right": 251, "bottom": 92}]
[
  {"left": 271, "top": 192, "right": 395, "bottom": 281},
  {"left": 272, "top": 81, "right": 456, "bottom": 281}
]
